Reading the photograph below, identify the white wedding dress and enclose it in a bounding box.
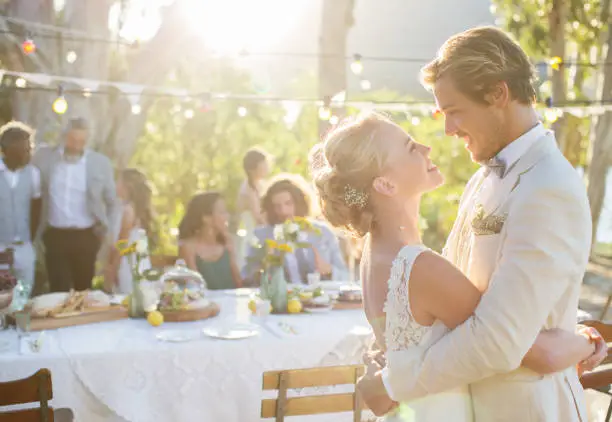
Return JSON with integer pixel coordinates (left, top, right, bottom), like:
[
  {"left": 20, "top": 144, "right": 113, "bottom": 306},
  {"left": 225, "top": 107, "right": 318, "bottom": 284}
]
[{"left": 377, "top": 244, "right": 474, "bottom": 422}]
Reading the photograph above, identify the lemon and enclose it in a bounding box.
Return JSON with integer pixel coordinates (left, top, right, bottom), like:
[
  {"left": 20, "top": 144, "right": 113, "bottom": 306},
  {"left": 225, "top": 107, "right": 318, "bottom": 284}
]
[
  {"left": 287, "top": 298, "right": 303, "bottom": 314},
  {"left": 147, "top": 310, "right": 164, "bottom": 327},
  {"left": 122, "top": 295, "right": 131, "bottom": 307},
  {"left": 248, "top": 299, "right": 257, "bottom": 314}
]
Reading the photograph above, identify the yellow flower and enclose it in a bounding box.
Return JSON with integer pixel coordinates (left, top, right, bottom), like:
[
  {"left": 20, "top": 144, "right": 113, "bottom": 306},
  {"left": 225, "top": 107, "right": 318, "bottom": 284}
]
[
  {"left": 265, "top": 239, "right": 278, "bottom": 249},
  {"left": 277, "top": 243, "right": 293, "bottom": 253}
]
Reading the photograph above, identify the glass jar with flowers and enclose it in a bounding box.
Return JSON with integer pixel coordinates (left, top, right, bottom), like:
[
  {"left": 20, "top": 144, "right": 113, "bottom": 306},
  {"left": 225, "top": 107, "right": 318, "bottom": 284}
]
[{"left": 116, "top": 229, "right": 162, "bottom": 318}]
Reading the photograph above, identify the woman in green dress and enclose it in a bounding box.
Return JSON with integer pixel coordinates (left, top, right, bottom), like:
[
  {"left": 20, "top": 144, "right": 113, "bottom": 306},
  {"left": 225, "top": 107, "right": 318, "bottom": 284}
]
[{"left": 178, "top": 192, "right": 242, "bottom": 290}]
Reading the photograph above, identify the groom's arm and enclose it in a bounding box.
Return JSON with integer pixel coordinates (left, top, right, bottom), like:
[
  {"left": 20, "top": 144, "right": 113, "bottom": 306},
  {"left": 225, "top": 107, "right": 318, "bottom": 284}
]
[{"left": 384, "top": 180, "right": 592, "bottom": 401}]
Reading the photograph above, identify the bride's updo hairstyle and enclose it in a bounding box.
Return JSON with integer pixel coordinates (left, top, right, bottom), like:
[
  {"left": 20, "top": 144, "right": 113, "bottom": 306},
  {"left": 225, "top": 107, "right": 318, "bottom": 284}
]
[{"left": 310, "top": 112, "right": 393, "bottom": 237}]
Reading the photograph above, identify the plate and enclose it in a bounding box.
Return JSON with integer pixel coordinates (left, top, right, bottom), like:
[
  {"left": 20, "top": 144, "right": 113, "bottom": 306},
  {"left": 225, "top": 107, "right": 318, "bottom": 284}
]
[
  {"left": 202, "top": 323, "right": 259, "bottom": 340},
  {"left": 303, "top": 305, "right": 334, "bottom": 314},
  {"left": 224, "top": 288, "right": 257, "bottom": 297},
  {"left": 156, "top": 329, "right": 202, "bottom": 343}
]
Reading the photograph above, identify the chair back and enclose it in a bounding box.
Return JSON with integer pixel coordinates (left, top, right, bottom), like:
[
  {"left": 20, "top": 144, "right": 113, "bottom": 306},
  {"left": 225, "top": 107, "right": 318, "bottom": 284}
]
[
  {"left": 261, "top": 364, "right": 364, "bottom": 421},
  {"left": 0, "top": 369, "right": 54, "bottom": 422}
]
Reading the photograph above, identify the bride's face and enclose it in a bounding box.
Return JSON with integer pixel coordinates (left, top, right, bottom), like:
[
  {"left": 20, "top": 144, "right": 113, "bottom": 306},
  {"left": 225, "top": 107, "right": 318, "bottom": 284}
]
[{"left": 376, "top": 124, "right": 444, "bottom": 198}]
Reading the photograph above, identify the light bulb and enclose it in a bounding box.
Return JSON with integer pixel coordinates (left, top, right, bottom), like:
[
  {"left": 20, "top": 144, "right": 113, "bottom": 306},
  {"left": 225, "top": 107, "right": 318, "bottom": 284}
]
[
  {"left": 82, "top": 88, "right": 92, "bottom": 98},
  {"left": 329, "top": 115, "right": 339, "bottom": 125},
  {"left": 360, "top": 79, "right": 371, "bottom": 91},
  {"left": 411, "top": 117, "right": 421, "bottom": 126},
  {"left": 318, "top": 106, "right": 331, "bottom": 121},
  {"left": 52, "top": 96, "right": 68, "bottom": 115},
  {"left": 131, "top": 104, "right": 142, "bottom": 115},
  {"left": 237, "top": 106, "right": 248, "bottom": 117},
  {"left": 350, "top": 54, "right": 363, "bottom": 75},
  {"left": 66, "top": 51, "right": 77, "bottom": 63},
  {"left": 15, "top": 78, "right": 26, "bottom": 88},
  {"left": 544, "top": 108, "right": 559, "bottom": 122},
  {"left": 184, "top": 109, "right": 194, "bottom": 119},
  {"left": 22, "top": 39, "right": 36, "bottom": 55}
]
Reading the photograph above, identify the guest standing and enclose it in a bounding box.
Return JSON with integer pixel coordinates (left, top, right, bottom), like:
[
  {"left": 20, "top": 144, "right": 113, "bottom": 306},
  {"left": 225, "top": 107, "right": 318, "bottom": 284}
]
[
  {"left": 0, "top": 122, "right": 41, "bottom": 293},
  {"left": 178, "top": 192, "right": 242, "bottom": 290},
  {"left": 235, "top": 148, "right": 270, "bottom": 268},
  {"left": 104, "top": 168, "right": 154, "bottom": 294},
  {"left": 33, "top": 118, "right": 117, "bottom": 292}
]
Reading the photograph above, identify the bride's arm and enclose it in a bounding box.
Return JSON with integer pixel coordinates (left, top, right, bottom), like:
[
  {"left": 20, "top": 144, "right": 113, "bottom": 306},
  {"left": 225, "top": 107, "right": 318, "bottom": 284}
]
[{"left": 409, "top": 252, "right": 595, "bottom": 375}]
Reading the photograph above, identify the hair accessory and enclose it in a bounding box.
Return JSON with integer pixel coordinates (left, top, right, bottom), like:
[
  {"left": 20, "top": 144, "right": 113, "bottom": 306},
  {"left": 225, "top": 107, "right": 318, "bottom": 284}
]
[{"left": 344, "top": 185, "right": 368, "bottom": 210}]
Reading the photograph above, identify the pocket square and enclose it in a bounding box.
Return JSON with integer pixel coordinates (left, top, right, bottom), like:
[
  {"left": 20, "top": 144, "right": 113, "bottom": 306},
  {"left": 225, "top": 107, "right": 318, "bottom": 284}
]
[{"left": 471, "top": 204, "right": 506, "bottom": 235}]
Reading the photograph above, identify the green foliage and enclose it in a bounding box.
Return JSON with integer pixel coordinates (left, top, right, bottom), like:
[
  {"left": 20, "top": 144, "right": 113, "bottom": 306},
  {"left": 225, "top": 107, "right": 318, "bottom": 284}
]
[{"left": 132, "top": 64, "right": 476, "bottom": 254}]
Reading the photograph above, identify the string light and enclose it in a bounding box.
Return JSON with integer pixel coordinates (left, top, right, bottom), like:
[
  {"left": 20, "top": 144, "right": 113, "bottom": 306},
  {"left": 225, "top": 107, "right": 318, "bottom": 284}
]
[
  {"left": 237, "top": 106, "right": 248, "bottom": 117},
  {"left": 360, "top": 79, "right": 371, "bottom": 91},
  {"left": 184, "top": 109, "right": 194, "bottom": 119},
  {"left": 15, "top": 78, "right": 26, "bottom": 88},
  {"left": 318, "top": 96, "right": 332, "bottom": 121},
  {"left": 82, "top": 88, "right": 92, "bottom": 98},
  {"left": 411, "top": 116, "right": 421, "bottom": 126},
  {"left": 52, "top": 86, "right": 68, "bottom": 114},
  {"left": 21, "top": 36, "right": 36, "bottom": 55},
  {"left": 329, "top": 115, "right": 339, "bottom": 125},
  {"left": 350, "top": 54, "right": 363, "bottom": 75},
  {"left": 131, "top": 104, "right": 142, "bottom": 115},
  {"left": 66, "top": 51, "right": 77, "bottom": 63}
]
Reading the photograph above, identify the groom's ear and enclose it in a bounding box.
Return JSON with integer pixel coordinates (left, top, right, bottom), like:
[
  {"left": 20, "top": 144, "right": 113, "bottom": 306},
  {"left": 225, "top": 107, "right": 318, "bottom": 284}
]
[
  {"left": 372, "top": 176, "right": 396, "bottom": 196},
  {"left": 484, "top": 81, "right": 510, "bottom": 108}
]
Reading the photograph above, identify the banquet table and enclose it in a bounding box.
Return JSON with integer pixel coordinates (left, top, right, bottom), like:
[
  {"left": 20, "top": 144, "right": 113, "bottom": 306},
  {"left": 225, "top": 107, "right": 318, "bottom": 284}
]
[{"left": 0, "top": 290, "right": 372, "bottom": 422}]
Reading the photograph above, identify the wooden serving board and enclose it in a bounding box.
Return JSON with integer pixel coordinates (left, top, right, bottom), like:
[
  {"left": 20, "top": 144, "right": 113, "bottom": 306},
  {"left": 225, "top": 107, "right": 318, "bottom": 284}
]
[
  {"left": 333, "top": 300, "right": 362, "bottom": 310},
  {"left": 23, "top": 306, "right": 128, "bottom": 331},
  {"left": 161, "top": 301, "right": 220, "bottom": 322}
]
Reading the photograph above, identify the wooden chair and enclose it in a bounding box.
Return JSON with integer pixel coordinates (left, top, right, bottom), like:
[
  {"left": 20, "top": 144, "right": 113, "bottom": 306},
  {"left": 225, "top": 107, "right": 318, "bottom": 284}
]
[
  {"left": 0, "top": 248, "right": 14, "bottom": 271},
  {"left": 580, "top": 320, "right": 612, "bottom": 422},
  {"left": 261, "top": 364, "right": 364, "bottom": 421},
  {"left": 0, "top": 368, "right": 54, "bottom": 422}
]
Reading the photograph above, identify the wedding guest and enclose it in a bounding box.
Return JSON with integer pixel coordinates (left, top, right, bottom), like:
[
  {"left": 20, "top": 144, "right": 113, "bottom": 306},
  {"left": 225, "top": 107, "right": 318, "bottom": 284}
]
[
  {"left": 104, "top": 168, "right": 154, "bottom": 294},
  {"left": 235, "top": 148, "right": 270, "bottom": 268},
  {"left": 0, "top": 121, "right": 41, "bottom": 293},
  {"left": 178, "top": 192, "right": 242, "bottom": 290},
  {"left": 241, "top": 173, "right": 348, "bottom": 285},
  {"left": 32, "top": 117, "right": 117, "bottom": 292}
]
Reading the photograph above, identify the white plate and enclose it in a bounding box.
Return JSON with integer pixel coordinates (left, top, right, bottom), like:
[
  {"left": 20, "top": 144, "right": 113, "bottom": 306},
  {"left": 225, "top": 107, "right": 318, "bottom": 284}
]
[
  {"left": 303, "top": 305, "right": 334, "bottom": 314},
  {"left": 156, "top": 329, "right": 202, "bottom": 343},
  {"left": 224, "top": 288, "right": 257, "bottom": 297},
  {"left": 202, "top": 324, "right": 259, "bottom": 340}
]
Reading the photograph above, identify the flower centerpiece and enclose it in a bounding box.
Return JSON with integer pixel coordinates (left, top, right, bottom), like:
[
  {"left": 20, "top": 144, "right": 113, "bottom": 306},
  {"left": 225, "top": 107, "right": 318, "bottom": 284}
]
[
  {"left": 251, "top": 217, "right": 321, "bottom": 313},
  {"left": 116, "top": 230, "right": 162, "bottom": 318}
]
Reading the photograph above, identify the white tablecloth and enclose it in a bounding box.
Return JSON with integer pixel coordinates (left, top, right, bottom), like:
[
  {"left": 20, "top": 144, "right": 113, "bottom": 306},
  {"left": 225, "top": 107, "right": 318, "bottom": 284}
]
[{"left": 0, "top": 291, "right": 372, "bottom": 422}]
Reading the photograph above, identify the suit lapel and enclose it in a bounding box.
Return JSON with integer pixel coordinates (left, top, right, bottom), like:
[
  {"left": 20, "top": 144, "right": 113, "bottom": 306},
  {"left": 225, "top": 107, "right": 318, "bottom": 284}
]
[{"left": 480, "top": 132, "right": 556, "bottom": 216}]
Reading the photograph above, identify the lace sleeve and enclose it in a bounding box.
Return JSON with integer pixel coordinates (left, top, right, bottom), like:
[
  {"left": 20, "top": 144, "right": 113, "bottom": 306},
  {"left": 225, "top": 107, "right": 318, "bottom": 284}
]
[{"left": 384, "top": 246, "right": 429, "bottom": 352}]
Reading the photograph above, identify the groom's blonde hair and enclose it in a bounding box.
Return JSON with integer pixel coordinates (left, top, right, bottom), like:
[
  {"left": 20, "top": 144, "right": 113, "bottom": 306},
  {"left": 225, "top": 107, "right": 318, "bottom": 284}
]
[{"left": 421, "top": 26, "right": 536, "bottom": 105}]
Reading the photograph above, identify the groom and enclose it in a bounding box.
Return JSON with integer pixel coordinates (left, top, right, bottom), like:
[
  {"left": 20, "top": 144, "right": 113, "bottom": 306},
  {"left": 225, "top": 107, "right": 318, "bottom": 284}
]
[{"left": 357, "top": 27, "right": 606, "bottom": 421}]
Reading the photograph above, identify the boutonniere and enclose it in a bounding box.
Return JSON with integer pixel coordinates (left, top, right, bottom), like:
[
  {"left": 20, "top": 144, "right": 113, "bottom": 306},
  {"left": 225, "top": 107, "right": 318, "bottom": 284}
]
[{"left": 471, "top": 203, "right": 506, "bottom": 236}]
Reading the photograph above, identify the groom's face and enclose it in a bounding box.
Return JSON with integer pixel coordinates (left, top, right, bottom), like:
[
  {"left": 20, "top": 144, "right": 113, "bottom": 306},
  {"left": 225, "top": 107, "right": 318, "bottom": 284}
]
[{"left": 433, "top": 76, "right": 502, "bottom": 162}]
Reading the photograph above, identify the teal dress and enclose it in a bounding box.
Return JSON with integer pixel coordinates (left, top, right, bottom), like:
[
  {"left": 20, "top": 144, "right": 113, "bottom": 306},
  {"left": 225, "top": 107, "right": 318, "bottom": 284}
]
[{"left": 195, "top": 249, "right": 236, "bottom": 290}]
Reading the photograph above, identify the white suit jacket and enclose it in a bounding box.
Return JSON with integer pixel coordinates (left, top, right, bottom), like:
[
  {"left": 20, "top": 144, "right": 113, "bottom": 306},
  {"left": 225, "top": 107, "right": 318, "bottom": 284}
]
[{"left": 385, "top": 130, "right": 592, "bottom": 421}]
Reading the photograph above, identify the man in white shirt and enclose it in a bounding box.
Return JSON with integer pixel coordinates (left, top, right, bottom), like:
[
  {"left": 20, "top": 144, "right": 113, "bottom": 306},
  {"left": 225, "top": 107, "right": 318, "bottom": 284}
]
[
  {"left": 0, "top": 121, "right": 41, "bottom": 293},
  {"left": 33, "top": 118, "right": 116, "bottom": 292}
]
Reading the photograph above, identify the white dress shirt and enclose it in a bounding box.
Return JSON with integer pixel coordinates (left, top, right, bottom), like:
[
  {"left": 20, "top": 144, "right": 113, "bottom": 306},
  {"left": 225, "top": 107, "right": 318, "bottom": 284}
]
[{"left": 48, "top": 150, "right": 95, "bottom": 229}]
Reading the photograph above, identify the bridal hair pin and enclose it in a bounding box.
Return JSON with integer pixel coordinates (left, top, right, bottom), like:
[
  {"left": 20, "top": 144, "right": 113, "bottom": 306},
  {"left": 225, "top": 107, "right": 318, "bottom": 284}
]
[{"left": 344, "top": 185, "right": 368, "bottom": 209}]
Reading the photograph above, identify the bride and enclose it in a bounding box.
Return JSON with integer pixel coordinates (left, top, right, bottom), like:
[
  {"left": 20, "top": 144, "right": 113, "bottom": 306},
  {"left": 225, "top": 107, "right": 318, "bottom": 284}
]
[{"left": 309, "top": 112, "right": 599, "bottom": 421}]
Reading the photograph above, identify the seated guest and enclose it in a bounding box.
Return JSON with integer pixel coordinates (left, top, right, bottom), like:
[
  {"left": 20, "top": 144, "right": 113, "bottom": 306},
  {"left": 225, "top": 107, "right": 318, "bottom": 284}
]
[
  {"left": 178, "top": 192, "right": 242, "bottom": 290},
  {"left": 241, "top": 174, "right": 348, "bottom": 285},
  {"left": 0, "top": 122, "right": 41, "bottom": 294}
]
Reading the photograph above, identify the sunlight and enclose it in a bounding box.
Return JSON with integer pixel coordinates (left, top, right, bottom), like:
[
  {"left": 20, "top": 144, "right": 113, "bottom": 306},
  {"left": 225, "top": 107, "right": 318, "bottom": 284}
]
[{"left": 181, "top": 0, "right": 310, "bottom": 55}]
